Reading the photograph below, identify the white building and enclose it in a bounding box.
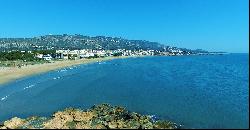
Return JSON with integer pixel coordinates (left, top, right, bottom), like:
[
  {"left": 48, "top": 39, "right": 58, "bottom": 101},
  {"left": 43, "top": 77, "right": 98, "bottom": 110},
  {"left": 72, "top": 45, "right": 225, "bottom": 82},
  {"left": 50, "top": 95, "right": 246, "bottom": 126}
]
[
  {"left": 36, "top": 54, "right": 43, "bottom": 59},
  {"left": 43, "top": 54, "right": 52, "bottom": 61},
  {"left": 96, "top": 50, "right": 106, "bottom": 57},
  {"left": 80, "top": 52, "right": 95, "bottom": 58}
]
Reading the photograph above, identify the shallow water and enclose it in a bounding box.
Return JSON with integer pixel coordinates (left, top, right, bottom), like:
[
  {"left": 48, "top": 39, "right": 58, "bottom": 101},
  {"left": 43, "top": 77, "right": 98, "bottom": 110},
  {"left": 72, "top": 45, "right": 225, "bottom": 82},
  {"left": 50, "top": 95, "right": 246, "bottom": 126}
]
[{"left": 0, "top": 54, "right": 249, "bottom": 128}]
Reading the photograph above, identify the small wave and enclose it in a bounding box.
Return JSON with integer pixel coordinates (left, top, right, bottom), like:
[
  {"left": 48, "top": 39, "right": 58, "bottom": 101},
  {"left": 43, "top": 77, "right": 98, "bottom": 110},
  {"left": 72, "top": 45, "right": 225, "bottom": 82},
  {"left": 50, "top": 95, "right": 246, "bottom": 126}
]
[
  {"left": 23, "top": 84, "right": 35, "bottom": 90},
  {"left": 0, "top": 95, "right": 9, "bottom": 101},
  {"left": 53, "top": 77, "right": 61, "bottom": 80},
  {"left": 98, "top": 62, "right": 106, "bottom": 65},
  {"left": 58, "top": 69, "right": 67, "bottom": 72}
]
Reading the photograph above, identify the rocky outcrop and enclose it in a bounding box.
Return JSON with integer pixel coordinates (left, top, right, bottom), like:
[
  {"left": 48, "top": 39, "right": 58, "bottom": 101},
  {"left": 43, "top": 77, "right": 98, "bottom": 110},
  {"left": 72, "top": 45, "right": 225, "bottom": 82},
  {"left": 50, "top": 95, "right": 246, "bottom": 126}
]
[
  {"left": 0, "top": 104, "right": 180, "bottom": 129},
  {"left": 0, "top": 117, "right": 25, "bottom": 129}
]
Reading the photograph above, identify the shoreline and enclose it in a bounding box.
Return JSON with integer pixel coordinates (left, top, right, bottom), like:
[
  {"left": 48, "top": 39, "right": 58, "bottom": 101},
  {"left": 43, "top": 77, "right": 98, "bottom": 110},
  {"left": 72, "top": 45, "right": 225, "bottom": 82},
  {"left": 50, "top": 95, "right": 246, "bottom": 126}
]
[
  {"left": 0, "top": 54, "right": 225, "bottom": 86},
  {"left": 0, "top": 56, "right": 135, "bottom": 86}
]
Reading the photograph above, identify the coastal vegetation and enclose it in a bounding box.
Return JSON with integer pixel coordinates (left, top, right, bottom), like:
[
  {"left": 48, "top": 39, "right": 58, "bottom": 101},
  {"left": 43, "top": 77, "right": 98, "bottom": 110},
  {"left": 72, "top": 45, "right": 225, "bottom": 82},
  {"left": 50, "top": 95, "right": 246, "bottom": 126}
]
[
  {"left": 0, "top": 50, "right": 56, "bottom": 61},
  {"left": 0, "top": 51, "right": 35, "bottom": 61},
  {"left": 0, "top": 104, "right": 179, "bottom": 129},
  {"left": 0, "top": 50, "right": 57, "bottom": 67}
]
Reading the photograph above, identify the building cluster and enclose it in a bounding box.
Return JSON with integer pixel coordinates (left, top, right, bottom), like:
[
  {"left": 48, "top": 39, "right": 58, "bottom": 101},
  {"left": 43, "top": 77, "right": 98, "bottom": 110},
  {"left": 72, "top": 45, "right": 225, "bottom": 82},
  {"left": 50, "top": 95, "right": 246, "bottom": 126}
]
[
  {"left": 34, "top": 48, "right": 196, "bottom": 61},
  {"left": 35, "top": 49, "right": 156, "bottom": 61}
]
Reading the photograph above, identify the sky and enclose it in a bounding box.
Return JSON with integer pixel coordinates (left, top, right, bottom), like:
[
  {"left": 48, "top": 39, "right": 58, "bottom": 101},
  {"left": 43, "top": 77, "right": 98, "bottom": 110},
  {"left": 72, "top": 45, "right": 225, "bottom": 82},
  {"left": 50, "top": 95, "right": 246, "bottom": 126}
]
[{"left": 0, "top": 0, "right": 248, "bottom": 53}]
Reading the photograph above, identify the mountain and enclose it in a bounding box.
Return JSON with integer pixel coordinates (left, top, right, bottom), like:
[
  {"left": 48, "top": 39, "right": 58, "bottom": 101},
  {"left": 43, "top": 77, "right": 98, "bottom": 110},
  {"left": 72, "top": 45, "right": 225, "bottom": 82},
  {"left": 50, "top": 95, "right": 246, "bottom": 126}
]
[{"left": 0, "top": 34, "right": 208, "bottom": 54}]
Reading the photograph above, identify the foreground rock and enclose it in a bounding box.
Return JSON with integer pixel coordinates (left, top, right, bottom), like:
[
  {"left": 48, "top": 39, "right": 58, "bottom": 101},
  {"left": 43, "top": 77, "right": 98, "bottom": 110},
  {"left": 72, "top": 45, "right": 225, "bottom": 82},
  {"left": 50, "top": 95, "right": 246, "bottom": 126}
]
[{"left": 0, "top": 104, "right": 180, "bottom": 129}]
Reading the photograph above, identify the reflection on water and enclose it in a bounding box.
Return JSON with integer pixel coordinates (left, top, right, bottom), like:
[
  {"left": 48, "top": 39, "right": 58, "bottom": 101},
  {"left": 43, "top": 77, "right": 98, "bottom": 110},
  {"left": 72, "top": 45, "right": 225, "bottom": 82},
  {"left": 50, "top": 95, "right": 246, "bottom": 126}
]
[{"left": 0, "top": 54, "right": 249, "bottom": 128}]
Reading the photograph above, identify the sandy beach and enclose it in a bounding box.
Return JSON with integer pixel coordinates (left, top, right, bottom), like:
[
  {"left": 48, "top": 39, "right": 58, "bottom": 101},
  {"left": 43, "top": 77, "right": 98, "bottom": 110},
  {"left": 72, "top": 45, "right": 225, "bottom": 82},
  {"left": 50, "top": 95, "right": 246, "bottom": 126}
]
[{"left": 0, "top": 56, "right": 131, "bottom": 85}]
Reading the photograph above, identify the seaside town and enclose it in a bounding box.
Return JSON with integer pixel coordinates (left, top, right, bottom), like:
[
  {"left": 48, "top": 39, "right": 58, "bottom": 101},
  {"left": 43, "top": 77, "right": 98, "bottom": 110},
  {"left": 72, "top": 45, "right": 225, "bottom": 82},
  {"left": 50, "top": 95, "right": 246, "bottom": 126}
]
[
  {"left": 2, "top": 48, "right": 203, "bottom": 61},
  {"left": 0, "top": 47, "right": 219, "bottom": 68},
  {"left": 0, "top": 34, "right": 226, "bottom": 67}
]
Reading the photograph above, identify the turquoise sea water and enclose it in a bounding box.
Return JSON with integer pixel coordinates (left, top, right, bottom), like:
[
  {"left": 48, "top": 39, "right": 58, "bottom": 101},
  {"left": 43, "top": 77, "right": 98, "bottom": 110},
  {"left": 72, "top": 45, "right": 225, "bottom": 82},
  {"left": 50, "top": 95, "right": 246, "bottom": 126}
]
[{"left": 0, "top": 54, "right": 249, "bottom": 128}]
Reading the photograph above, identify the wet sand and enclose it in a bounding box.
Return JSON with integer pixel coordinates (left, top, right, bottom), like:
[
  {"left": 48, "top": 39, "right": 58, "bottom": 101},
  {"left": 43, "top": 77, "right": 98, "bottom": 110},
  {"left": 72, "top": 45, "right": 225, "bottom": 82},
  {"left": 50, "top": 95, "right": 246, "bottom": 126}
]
[{"left": 0, "top": 56, "right": 131, "bottom": 85}]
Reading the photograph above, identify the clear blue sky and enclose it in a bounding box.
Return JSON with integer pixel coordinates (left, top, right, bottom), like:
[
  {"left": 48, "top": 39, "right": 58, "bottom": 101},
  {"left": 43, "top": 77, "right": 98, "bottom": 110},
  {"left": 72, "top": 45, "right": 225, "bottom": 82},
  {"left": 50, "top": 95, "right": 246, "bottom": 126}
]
[{"left": 0, "top": 0, "right": 248, "bottom": 53}]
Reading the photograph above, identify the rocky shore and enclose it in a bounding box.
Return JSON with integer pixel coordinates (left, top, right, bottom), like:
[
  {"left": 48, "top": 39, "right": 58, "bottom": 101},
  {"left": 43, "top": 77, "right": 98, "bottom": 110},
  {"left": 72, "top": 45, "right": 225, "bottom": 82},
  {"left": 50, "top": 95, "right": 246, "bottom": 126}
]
[{"left": 0, "top": 104, "right": 180, "bottom": 129}]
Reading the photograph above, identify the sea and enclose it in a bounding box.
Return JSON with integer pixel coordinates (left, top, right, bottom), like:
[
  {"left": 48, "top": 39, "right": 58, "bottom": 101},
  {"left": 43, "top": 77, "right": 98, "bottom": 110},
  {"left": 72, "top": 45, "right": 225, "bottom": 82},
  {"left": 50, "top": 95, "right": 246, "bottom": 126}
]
[{"left": 0, "top": 53, "right": 249, "bottom": 128}]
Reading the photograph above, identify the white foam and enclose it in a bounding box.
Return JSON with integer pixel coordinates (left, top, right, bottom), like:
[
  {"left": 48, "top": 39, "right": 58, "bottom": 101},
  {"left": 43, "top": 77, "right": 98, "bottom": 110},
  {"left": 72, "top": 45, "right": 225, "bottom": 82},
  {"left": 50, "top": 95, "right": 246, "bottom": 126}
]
[
  {"left": 53, "top": 77, "right": 61, "bottom": 80},
  {"left": 59, "top": 69, "right": 67, "bottom": 72},
  {"left": 0, "top": 95, "right": 9, "bottom": 101},
  {"left": 24, "top": 84, "right": 35, "bottom": 90},
  {"left": 98, "top": 62, "right": 106, "bottom": 65}
]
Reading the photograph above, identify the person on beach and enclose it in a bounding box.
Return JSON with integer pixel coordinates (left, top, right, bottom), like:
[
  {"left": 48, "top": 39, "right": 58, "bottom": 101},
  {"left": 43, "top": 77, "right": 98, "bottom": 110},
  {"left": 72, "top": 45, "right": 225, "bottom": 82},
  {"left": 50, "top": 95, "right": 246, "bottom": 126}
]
[{"left": 17, "top": 64, "right": 21, "bottom": 69}]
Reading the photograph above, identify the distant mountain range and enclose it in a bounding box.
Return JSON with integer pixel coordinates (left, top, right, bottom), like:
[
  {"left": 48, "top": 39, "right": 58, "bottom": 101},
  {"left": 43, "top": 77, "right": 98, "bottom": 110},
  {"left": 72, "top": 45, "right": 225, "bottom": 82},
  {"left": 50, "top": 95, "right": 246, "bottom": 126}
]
[{"left": 0, "top": 34, "right": 209, "bottom": 54}]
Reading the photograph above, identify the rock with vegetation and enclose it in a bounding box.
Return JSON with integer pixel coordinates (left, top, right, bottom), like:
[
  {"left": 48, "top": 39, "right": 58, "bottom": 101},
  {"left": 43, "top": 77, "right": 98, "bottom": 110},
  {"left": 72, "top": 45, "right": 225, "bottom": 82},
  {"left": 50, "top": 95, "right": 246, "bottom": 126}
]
[{"left": 0, "top": 104, "right": 180, "bottom": 129}]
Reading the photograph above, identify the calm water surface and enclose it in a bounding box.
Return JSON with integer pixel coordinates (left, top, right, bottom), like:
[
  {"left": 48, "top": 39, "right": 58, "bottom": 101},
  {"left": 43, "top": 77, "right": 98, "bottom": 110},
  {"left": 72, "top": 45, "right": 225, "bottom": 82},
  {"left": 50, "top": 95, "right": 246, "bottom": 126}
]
[{"left": 0, "top": 54, "right": 249, "bottom": 128}]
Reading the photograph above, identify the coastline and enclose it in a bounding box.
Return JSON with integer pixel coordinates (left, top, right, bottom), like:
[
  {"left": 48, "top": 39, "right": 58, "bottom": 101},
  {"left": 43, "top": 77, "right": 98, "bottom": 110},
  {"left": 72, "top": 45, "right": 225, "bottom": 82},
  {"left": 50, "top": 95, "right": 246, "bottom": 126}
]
[
  {"left": 0, "top": 54, "right": 223, "bottom": 85},
  {"left": 0, "top": 56, "right": 134, "bottom": 85}
]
